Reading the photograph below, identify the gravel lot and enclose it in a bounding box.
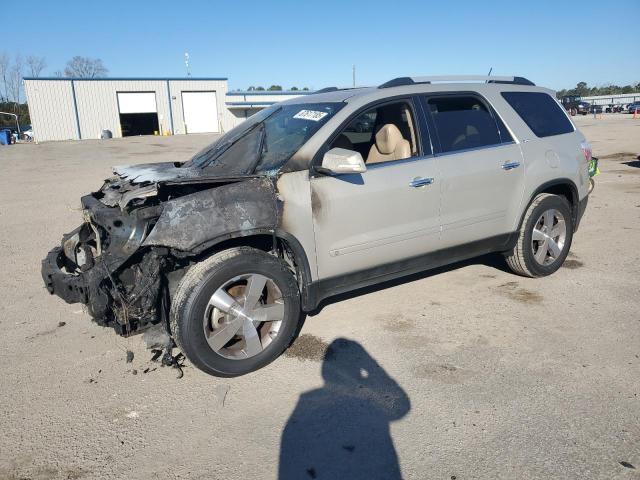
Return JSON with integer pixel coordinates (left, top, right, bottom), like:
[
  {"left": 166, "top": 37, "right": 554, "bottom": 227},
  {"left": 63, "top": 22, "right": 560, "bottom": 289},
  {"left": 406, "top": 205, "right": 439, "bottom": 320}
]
[{"left": 1, "top": 115, "right": 639, "bottom": 480}]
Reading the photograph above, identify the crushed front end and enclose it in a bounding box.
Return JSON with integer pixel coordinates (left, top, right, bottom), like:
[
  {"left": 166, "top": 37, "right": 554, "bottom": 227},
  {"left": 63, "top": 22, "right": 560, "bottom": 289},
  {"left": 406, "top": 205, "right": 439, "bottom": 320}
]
[
  {"left": 41, "top": 161, "right": 279, "bottom": 338},
  {"left": 42, "top": 187, "right": 169, "bottom": 336}
]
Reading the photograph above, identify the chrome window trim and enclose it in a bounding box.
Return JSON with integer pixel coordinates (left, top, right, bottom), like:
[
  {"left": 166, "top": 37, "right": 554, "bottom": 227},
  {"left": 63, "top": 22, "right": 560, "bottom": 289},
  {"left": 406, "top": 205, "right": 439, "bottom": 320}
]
[
  {"left": 433, "top": 140, "right": 517, "bottom": 158},
  {"left": 364, "top": 153, "right": 436, "bottom": 170}
]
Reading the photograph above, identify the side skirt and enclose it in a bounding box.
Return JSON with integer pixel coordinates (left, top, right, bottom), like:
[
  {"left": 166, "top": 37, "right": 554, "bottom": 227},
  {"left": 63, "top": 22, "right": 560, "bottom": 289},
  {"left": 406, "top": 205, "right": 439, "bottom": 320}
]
[{"left": 302, "top": 233, "right": 515, "bottom": 312}]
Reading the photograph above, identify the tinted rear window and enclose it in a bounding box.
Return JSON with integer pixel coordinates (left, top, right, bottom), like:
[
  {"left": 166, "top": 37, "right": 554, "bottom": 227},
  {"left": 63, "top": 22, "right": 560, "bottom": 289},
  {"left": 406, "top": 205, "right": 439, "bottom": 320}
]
[
  {"left": 502, "top": 92, "right": 574, "bottom": 138},
  {"left": 427, "top": 96, "right": 508, "bottom": 153}
]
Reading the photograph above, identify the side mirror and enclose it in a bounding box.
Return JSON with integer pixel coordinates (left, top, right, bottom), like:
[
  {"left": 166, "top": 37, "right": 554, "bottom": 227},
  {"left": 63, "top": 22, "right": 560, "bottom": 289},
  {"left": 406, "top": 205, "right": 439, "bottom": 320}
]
[{"left": 320, "top": 148, "right": 366, "bottom": 175}]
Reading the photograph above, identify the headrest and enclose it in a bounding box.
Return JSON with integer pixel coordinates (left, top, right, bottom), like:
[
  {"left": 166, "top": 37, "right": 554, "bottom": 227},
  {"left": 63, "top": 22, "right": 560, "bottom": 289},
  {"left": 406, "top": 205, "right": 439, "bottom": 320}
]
[{"left": 375, "top": 124, "right": 404, "bottom": 155}]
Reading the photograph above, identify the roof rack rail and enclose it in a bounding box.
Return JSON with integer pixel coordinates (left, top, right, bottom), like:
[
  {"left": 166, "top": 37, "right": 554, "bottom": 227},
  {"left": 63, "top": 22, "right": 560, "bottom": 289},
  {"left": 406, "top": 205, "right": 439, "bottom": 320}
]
[
  {"left": 486, "top": 76, "right": 535, "bottom": 86},
  {"left": 378, "top": 75, "right": 535, "bottom": 88},
  {"left": 315, "top": 87, "right": 339, "bottom": 93}
]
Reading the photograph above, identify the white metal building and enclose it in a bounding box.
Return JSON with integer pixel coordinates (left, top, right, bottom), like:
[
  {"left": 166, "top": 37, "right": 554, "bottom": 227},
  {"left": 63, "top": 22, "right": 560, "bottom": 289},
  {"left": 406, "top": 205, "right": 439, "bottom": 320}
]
[
  {"left": 23, "top": 77, "right": 305, "bottom": 142},
  {"left": 225, "top": 90, "right": 310, "bottom": 125}
]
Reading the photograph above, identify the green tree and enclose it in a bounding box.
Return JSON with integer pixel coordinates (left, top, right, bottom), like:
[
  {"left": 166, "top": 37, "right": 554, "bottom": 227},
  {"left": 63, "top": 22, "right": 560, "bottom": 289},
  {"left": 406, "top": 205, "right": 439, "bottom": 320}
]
[
  {"left": 267, "top": 85, "right": 283, "bottom": 91},
  {"left": 290, "top": 86, "right": 299, "bottom": 91},
  {"left": 575, "top": 82, "right": 589, "bottom": 97},
  {"left": 255, "top": 86, "right": 265, "bottom": 91}
]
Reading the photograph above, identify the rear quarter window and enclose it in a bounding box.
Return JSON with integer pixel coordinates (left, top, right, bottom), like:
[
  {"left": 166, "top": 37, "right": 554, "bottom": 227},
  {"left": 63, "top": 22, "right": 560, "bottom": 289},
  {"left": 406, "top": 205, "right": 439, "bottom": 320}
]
[{"left": 501, "top": 92, "right": 574, "bottom": 138}]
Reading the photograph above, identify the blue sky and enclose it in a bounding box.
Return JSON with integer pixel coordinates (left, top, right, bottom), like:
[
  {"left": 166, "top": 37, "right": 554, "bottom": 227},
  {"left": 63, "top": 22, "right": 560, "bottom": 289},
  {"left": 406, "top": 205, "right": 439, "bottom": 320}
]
[{"left": 9, "top": 0, "right": 639, "bottom": 91}]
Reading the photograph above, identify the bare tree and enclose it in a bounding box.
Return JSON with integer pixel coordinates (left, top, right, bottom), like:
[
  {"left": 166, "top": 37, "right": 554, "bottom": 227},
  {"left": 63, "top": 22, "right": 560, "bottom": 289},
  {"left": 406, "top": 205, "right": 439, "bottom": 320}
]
[
  {"left": 8, "top": 55, "right": 23, "bottom": 109},
  {"left": 0, "top": 52, "right": 9, "bottom": 102},
  {"left": 26, "top": 55, "right": 46, "bottom": 77},
  {"left": 64, "top": 56, "right": 108, "bottom": 78}
]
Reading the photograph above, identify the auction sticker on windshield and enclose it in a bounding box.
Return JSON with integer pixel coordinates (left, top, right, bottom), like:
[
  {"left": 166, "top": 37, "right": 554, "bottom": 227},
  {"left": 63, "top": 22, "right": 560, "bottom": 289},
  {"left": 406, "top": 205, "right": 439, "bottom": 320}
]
[{"left": 293, "top": 110, "right": 329, "bottom": 122}]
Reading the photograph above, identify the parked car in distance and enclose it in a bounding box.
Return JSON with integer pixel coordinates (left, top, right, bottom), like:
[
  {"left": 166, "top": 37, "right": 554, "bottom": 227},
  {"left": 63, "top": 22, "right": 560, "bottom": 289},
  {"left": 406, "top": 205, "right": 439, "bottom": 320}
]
[
  {"left": 561, "top": 96, "right": 591, "bottom": 115},
  {"left": 42, "top": 75, "right": 594, "bottom": 377},
  {"left": 627, "top": 101, "right": 640, "bottom": 113},
  {"left": 20, "top": 125, "right": 33, "bottom": 141}
]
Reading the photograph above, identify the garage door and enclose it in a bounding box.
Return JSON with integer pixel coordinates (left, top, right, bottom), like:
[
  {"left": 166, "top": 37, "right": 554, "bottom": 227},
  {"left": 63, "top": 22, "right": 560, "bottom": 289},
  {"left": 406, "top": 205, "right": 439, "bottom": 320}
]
[
  {"left": 117, "top": 92, "right": 157, "bottom": 114},
  {"left": 182, "top": 91, "right": 219, "bottom": 133},
  {"left": 117, "top": 92, "right": 159, "bottom": 137}
]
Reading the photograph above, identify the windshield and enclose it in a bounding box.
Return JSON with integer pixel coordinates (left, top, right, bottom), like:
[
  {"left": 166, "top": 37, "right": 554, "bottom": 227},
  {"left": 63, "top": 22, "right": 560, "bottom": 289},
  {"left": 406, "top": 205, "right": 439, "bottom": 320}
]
[{"left": 186, "top": 102, "right": 344, "bottom": 175}]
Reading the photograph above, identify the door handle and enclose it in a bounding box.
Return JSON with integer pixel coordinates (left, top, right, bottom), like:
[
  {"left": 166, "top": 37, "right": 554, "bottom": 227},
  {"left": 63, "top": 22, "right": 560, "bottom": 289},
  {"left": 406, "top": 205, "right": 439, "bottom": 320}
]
[
  {"left": 501, "top": 161, "right": 521, "bottom": 171},
  {"left": 409, "top": 177, "right": 434, "bottom": 187}
]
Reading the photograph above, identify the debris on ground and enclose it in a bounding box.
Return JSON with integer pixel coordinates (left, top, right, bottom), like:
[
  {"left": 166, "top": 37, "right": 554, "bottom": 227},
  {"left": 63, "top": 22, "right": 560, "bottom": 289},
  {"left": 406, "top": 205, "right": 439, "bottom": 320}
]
[
  {"left": 57, "top": 321, "right": 66, "bottom": 327},
  {"left": 619, "top": 461, "right": 635, "bottom": 469},
  {"left": 126, "top": 350, "right": 134, "bottom": 363},
  {"left": 213, "top": 384, "right": 229, "bottom": 407},
  {"left": 160, "top": 347, "right": 185, "bottom": 379},
  {"left": 131, "top": 369, "right": 137, "bottom": 375},
  {"left": 150, "top": 349, "right": 163, "bottom": 362}
]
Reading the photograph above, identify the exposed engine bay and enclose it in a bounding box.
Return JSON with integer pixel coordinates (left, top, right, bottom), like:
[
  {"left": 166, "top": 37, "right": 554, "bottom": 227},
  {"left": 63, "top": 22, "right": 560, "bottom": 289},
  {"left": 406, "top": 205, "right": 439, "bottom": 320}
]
[{"left": 42, "top": 162, "right": 280, "bottom": 336}]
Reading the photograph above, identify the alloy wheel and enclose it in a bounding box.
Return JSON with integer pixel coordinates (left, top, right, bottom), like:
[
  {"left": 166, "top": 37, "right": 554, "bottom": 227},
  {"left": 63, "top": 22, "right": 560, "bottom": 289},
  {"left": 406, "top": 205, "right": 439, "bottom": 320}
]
[
  {"left": 531, "top": 208, "right": 567, "bottom": 266},
  {"left": 203, "top": 273, "right": 285, "bottom": 360}
]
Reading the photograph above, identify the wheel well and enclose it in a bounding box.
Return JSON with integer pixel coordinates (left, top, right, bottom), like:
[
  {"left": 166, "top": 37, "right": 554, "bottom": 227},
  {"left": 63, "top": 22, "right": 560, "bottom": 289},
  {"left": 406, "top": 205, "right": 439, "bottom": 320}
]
[
  {"left": 514, "top": 180, "right": 579, "bottom": 236},
  {"left": 539, "top": 183, "right": 577, "bottom": 209},
  {"left": 189, "top": 233, "right": 312, "bottom": 298},
  {"left": 202, "top": 234, "right": 274, "bottom": 256}
]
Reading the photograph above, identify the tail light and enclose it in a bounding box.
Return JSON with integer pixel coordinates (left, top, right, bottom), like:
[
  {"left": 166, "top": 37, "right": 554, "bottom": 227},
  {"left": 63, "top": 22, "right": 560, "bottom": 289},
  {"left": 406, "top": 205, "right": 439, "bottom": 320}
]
[{"left": 580, "top": 141, "right": 592, "bottom": 162}]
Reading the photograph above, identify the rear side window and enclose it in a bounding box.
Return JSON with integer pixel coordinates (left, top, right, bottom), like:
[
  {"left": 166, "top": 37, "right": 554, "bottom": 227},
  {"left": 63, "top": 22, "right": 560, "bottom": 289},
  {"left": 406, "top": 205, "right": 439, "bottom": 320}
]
[
  {"left": 501, "top": 92, "right": 574, "bottom": 138},
  {"left": 426, "top": 96, "right": 510, "bottom": 153}
]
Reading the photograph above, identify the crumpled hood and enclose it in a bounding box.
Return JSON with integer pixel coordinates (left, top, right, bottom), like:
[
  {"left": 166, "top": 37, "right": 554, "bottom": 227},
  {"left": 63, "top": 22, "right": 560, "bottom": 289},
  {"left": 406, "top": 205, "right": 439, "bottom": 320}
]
[
  {"left": 98, "top": 162, "right": 257, "bottom": 210},
  {"left": 112, "top": 162, "right": 201, "bottom": 184}
]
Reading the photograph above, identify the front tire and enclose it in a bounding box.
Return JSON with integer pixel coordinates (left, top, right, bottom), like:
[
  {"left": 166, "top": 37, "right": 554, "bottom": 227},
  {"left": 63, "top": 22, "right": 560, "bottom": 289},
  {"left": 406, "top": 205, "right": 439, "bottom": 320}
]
[
  {"left": 505, "top": 193, "right": 573, "bottom": 278},
  {"left": 170, "top": 247, "right": 303, "bottom": 377}
]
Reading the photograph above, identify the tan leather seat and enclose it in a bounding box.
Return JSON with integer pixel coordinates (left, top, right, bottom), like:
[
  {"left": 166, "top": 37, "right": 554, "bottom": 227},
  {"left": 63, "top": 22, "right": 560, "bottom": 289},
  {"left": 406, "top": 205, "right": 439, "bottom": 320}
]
[{"left": 366, "top": 124, "right": 411, "bottom": 164}]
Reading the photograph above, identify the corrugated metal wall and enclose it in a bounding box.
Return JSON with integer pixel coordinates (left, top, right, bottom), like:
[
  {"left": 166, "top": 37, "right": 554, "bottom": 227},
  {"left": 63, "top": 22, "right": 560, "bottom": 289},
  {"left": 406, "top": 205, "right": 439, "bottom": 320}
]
[
  {"left": 24, "top": 78, "right": 232, "bottom": 142},
  {"left": 74, "top": 80, "right": 171, "bottom": 139},
  {"left": 168, "top": 80, "right": 230, "bottom": 134},
  {"left": 24, "top": 80, "right": 78, "bottom": 141}
]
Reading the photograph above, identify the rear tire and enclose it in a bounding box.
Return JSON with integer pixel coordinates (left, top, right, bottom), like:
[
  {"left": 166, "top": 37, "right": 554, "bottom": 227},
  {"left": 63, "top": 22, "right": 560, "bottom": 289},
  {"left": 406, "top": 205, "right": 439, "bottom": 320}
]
[
  {"left": 505, "top": 193, "right": 573, "bottom": 278},
  {"left": 170, "top": 247, "right": 303, "bottom": 377}
]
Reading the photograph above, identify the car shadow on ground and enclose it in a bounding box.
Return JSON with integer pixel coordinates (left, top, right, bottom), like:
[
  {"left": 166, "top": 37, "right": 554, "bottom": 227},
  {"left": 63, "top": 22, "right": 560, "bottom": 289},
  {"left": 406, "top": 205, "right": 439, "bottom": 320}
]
[
  {"left": 278, "top": 338, "right": 410, "bottom": 480},
  {"left": 310, "top": 252, "right": 510, "bottom": 315},
  {"left": 622, "top": 159, "right": 640, "bottom": 168}
]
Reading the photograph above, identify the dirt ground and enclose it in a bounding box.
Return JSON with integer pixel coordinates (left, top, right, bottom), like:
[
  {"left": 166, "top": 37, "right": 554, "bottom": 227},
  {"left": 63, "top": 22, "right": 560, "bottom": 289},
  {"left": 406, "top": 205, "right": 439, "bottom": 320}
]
[{"left": 0, "top": 115, "right": 638, "bottom": 480}]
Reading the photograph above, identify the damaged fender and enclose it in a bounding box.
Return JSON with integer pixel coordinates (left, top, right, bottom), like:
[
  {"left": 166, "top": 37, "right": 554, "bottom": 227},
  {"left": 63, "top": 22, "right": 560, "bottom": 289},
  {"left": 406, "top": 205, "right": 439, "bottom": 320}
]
[{"left": 143, "top": 177, "right": 280, "bottom": 252}]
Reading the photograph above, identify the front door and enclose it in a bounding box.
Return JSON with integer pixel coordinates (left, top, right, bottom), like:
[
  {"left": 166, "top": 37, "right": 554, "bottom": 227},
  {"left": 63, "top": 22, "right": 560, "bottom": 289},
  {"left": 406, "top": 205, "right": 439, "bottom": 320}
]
[{"left": 310, "top": 99, "right": 441, "bottom": 280}]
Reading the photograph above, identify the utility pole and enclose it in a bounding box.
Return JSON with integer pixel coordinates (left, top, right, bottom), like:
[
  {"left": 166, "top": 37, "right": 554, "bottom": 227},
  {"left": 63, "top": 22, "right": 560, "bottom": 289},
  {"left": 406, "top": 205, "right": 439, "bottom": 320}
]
[{"left": 352, "top": 64, "right": 356, "bottom": 88}]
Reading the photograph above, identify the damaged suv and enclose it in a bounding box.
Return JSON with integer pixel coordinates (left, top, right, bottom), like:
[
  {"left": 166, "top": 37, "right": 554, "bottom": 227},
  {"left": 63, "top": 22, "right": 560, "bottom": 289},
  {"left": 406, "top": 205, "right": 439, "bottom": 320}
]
[{"left": 42, "top": 75, "right": 594, "bottom": 377}]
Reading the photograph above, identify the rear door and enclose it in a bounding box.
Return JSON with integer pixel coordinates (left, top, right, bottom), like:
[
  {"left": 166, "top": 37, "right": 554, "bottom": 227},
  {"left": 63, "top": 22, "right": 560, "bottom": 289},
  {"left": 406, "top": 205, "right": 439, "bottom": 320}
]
[
  {"left": 310, "top": 98, "right": 441, "bottom": 280},
  {"left": 422, "top": 93, "right": 525, "bottom": 248},
  {"left": 501, "top": 91, "right": 590, "bottom": 201}
]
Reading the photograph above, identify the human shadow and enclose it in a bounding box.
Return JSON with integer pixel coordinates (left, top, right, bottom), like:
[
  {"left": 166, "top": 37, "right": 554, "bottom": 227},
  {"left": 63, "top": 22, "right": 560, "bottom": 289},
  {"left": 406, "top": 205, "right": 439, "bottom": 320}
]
[{"left": 279, "top": 338, "right": 410, "bottom": 480}]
